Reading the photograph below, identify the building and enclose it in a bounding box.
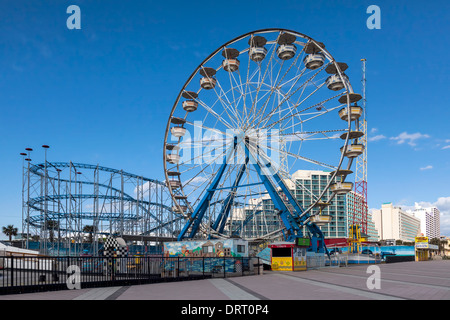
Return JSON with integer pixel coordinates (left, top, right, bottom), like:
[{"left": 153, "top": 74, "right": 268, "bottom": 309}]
[
  {"left": 441, "top": 236, "right": 450, "bottom": 257},
  {"left": 412, "top": 204, "right": 441, "bottom": 240},
  {"left": 228, "top": 194, "right": 284, "bottom": 239},
  {"left": 292, "top": 170, "right": 347, "bottom": 238},
  {"left": 372, "top": 203, "right": 421, "bottom": 242},
  {"left": 229, "top": 169, "right": 378, "bottom": 241},
  {"left": 292, "top": 170, "right": 379, "bottom": 241},
  {"left": 346, "top": 190, "right": 378, "bottom": 241}
]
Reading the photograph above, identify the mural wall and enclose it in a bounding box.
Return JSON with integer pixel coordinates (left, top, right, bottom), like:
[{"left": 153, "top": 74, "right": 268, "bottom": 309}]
[{"left": 163, "top": 239, "right": 248, "bottom": 257}]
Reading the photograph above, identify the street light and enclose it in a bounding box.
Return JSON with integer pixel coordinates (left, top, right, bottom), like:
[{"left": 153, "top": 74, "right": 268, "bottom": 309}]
[
  {"left": 23, "top": 148, "right": 33, "bottom": 249},
  {"left": 20, "top": 152, "right": 27, "bottom": 248},
  {"left": 42, "top": 145, "right": 50, "bottom": 255}
]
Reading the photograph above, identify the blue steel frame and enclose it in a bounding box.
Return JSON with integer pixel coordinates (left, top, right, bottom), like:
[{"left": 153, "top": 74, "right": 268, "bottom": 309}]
[
  {"left": 27, "top": 162, "right": 181, "bottom": 235},
  {"left": 177, "top": 137, "right": 238, "bottom": 240},
  {"left": 212, "top": 155, "right": 249, "bottom": 234},
  {"left": 177, "top": 137, "right": 329, "bottom": 254}
]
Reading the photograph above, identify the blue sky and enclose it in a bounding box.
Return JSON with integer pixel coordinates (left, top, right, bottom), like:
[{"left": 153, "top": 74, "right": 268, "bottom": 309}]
[{"left": 0, "top": 0, "right": 449, "bottom": 237}]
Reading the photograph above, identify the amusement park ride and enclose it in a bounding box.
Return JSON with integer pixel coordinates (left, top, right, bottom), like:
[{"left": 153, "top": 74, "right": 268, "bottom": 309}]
[
  {"left": 163, "top": 29, "right": 367, "bottom": 256},
  {"left": 20, "top": 29, "right": 369, "bottom": 257}
]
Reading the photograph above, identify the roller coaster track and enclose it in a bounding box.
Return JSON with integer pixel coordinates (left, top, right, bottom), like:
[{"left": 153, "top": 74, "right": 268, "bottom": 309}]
[{"left": 25, "top": 162, "right": 184, "bottom": 236}]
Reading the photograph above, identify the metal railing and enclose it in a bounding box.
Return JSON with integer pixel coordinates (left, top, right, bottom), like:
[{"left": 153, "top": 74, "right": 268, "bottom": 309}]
[
  {"left": 306, "top": 255, "right": 349, "bottom": 269},
  {"left": 0, "top": 255, "right": 261, "bottom": 295}
]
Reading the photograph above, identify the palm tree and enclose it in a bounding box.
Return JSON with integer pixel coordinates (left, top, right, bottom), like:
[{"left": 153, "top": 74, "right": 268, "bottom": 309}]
[
  {"left": 430, "top": 238, "right": 444, "bottom": 254},
  {"left": 45, "top": 220, "right": 59, "bottom": 243},
  {"left": 2, "top": 225, "right": 18, "bottom": 243},
  {"left": 83, "top": 225, "right": 95, "bottom": 243}
]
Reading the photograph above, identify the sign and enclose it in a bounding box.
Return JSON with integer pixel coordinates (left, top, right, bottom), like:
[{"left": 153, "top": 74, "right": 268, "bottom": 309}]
[
  {"left": 416, "top": 243, "right": 438, "bottom": 250},
  {"left": 293, "top": 247, "right": 307, "bottom": 271},
  {"left": 295, "top": 238, "right": 311, "bottom": 247},
  {"left": 415, "top": 236, "right": 428, "bottom": 243}
]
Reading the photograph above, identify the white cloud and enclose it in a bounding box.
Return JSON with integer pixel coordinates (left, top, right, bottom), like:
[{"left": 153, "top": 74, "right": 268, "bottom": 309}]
[
  {"left": 390, "top": 132, "right": 430, "bottom": 147},
  {"left": 442, "top": 145, "right": 450, "bottom": 150},
  {"left": 392, "top": 197, "right": 450, "bottom": 237},
  {"left": 184, "top": 176, "right": 208, "bottom": 187},
  {"left": 420, "top": 165, "right": 433, "bottom": 171},
  {"left": 134, "top": 181, "right": 160, "bottom": 196},
  {"left": 368, "top": 134, "right": 386, "bottom": 142}
]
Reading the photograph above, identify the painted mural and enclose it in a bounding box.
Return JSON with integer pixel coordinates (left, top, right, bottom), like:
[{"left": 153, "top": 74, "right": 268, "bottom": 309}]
[{"left": 163, "top": 239, "right": 248, "bottom": 258}]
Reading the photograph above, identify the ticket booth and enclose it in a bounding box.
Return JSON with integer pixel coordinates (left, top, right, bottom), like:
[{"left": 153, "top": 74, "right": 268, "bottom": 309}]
[
  {"left": 415, "top": 236, "right": 439, "bottom": 261},
  {"left": 268, "top": 238, "right": 310, "bottom": 271}
]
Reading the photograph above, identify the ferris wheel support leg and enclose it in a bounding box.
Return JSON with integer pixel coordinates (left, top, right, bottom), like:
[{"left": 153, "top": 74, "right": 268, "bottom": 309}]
[
  {"left": 245, "top": 141, "right": 328, "bottom": 255},
  {"left": 213, "top": 157, "right": 249, "bottom": 234},
  {"left": 231, "top": 210, "right": 263, "bottom": 237},
  {"left": 243, "top": 142, "right": 300, "bottom": 239},
  {"left": 308, "top": 223, "right": 329, "bottom": 257},
  {"left": 177, "top": 139, "right": 238, "bottom": 241}
]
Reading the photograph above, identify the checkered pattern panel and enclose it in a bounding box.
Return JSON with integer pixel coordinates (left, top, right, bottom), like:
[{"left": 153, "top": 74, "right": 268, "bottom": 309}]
[{"left": 103, "top": 236, "right": 128, "bottom": 257}]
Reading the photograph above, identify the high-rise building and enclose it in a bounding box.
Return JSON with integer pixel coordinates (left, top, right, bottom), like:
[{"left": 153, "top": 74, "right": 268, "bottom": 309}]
[
  {"left": 237, "top": 195, "right": 284, "bottom": 239},
  {"left": 292, "top": 170, "right": 347, "bottom": 238},
  {"left": 412, "top": 204, "right": 441, "bottom": 240},
  {"left": 230, "top": 169, "right": 378, "bottom": 241},
  {"left": 346, "top": 191, "right": 378, "bottom": 241},
  {"left": 372, "top": 203, "right": 421, "bottom": 242}
]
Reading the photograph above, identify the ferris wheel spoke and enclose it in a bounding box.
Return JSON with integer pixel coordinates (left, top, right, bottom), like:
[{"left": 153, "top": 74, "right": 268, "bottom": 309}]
[
  {"left": 194, "top": 97, "right": 236, "bottom": 130},
  {"left": 223, "top": 57, "right": 247, "bottom": 110},
  {"left": 240, "top": 47, "right": 256, "bottom": 130},
  {"left": 278, "top": 80, "right": 327, "bottom": 123},
  {"left": 262, "top": 91, "right": 346, "bottom": 132},
  {"left": 258, "top": 143, "right": 338, "bottom": 171},
  {"left": 184, "top": 119, "right": 234, "bottom": 138},
  {"left": 250, "top": 46, "right": 307, "bottom": 128},
  {"left": 249, "top": 87, "right": 292, "bottom": 131},
  {"left": 211, "top": 79, "right": 245, "bottom": 129},
  {"left": 281, "top": 105, "right": 345, "bottom": 134},
  {"left": 275, "top": 63, "right": 328, "bottom": 108},
  {"left": 226, "top": 82, "right": 247, "bottom": 128},
  {"left": 253, "top": 63, "right": 330, "bottom": 130},
  {"left": 295, "top": 179, "right": 321, "bottom": 203},
  {"left": 270, "top": 129, "right": 347, "bottom": 142},
  {"left": 175, "top": 139, "right": 235, "bottom": 173},
  {"left": 246, "top": 40, "right": 279, "bottom": 126},
  {"left": 276, "top": 102, "right": 344, "bottom": 135}
]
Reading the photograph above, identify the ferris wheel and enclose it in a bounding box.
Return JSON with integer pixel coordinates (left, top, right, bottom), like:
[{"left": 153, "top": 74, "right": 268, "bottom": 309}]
[{"left": 163, "top": 29, "right": 363, "bottom": 247}]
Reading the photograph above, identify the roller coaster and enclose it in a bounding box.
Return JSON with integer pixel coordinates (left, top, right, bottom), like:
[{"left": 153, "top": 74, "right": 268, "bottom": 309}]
[{"left": 21, "top": 159, "right": 183, "bottom": 255}]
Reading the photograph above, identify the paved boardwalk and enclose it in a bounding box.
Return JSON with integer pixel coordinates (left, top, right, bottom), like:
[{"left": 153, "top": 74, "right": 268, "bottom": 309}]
[{"left": 1, "top": 260, "right": 449, "bottom": 300}]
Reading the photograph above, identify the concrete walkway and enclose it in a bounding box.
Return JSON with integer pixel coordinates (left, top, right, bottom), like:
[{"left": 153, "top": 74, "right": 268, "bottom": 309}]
[{"left": 1, "top": 260, "right": 449, "bottom": 300}]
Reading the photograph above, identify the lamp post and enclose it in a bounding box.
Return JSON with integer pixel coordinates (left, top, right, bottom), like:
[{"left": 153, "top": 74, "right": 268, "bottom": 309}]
[
  {"left": 20, "top": 152, "right": 27, "bottom": 248},
  {"left": 24, "top": 148, "right": 33, "bottom": 249},
  {"left": 42, "top": 145, "right": 49, "bottom": 255}
]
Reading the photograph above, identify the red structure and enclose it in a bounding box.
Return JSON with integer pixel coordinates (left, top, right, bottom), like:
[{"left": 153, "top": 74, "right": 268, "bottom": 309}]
[{"left": 353, "top": 181, "right": 368, "bottom": 234}]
